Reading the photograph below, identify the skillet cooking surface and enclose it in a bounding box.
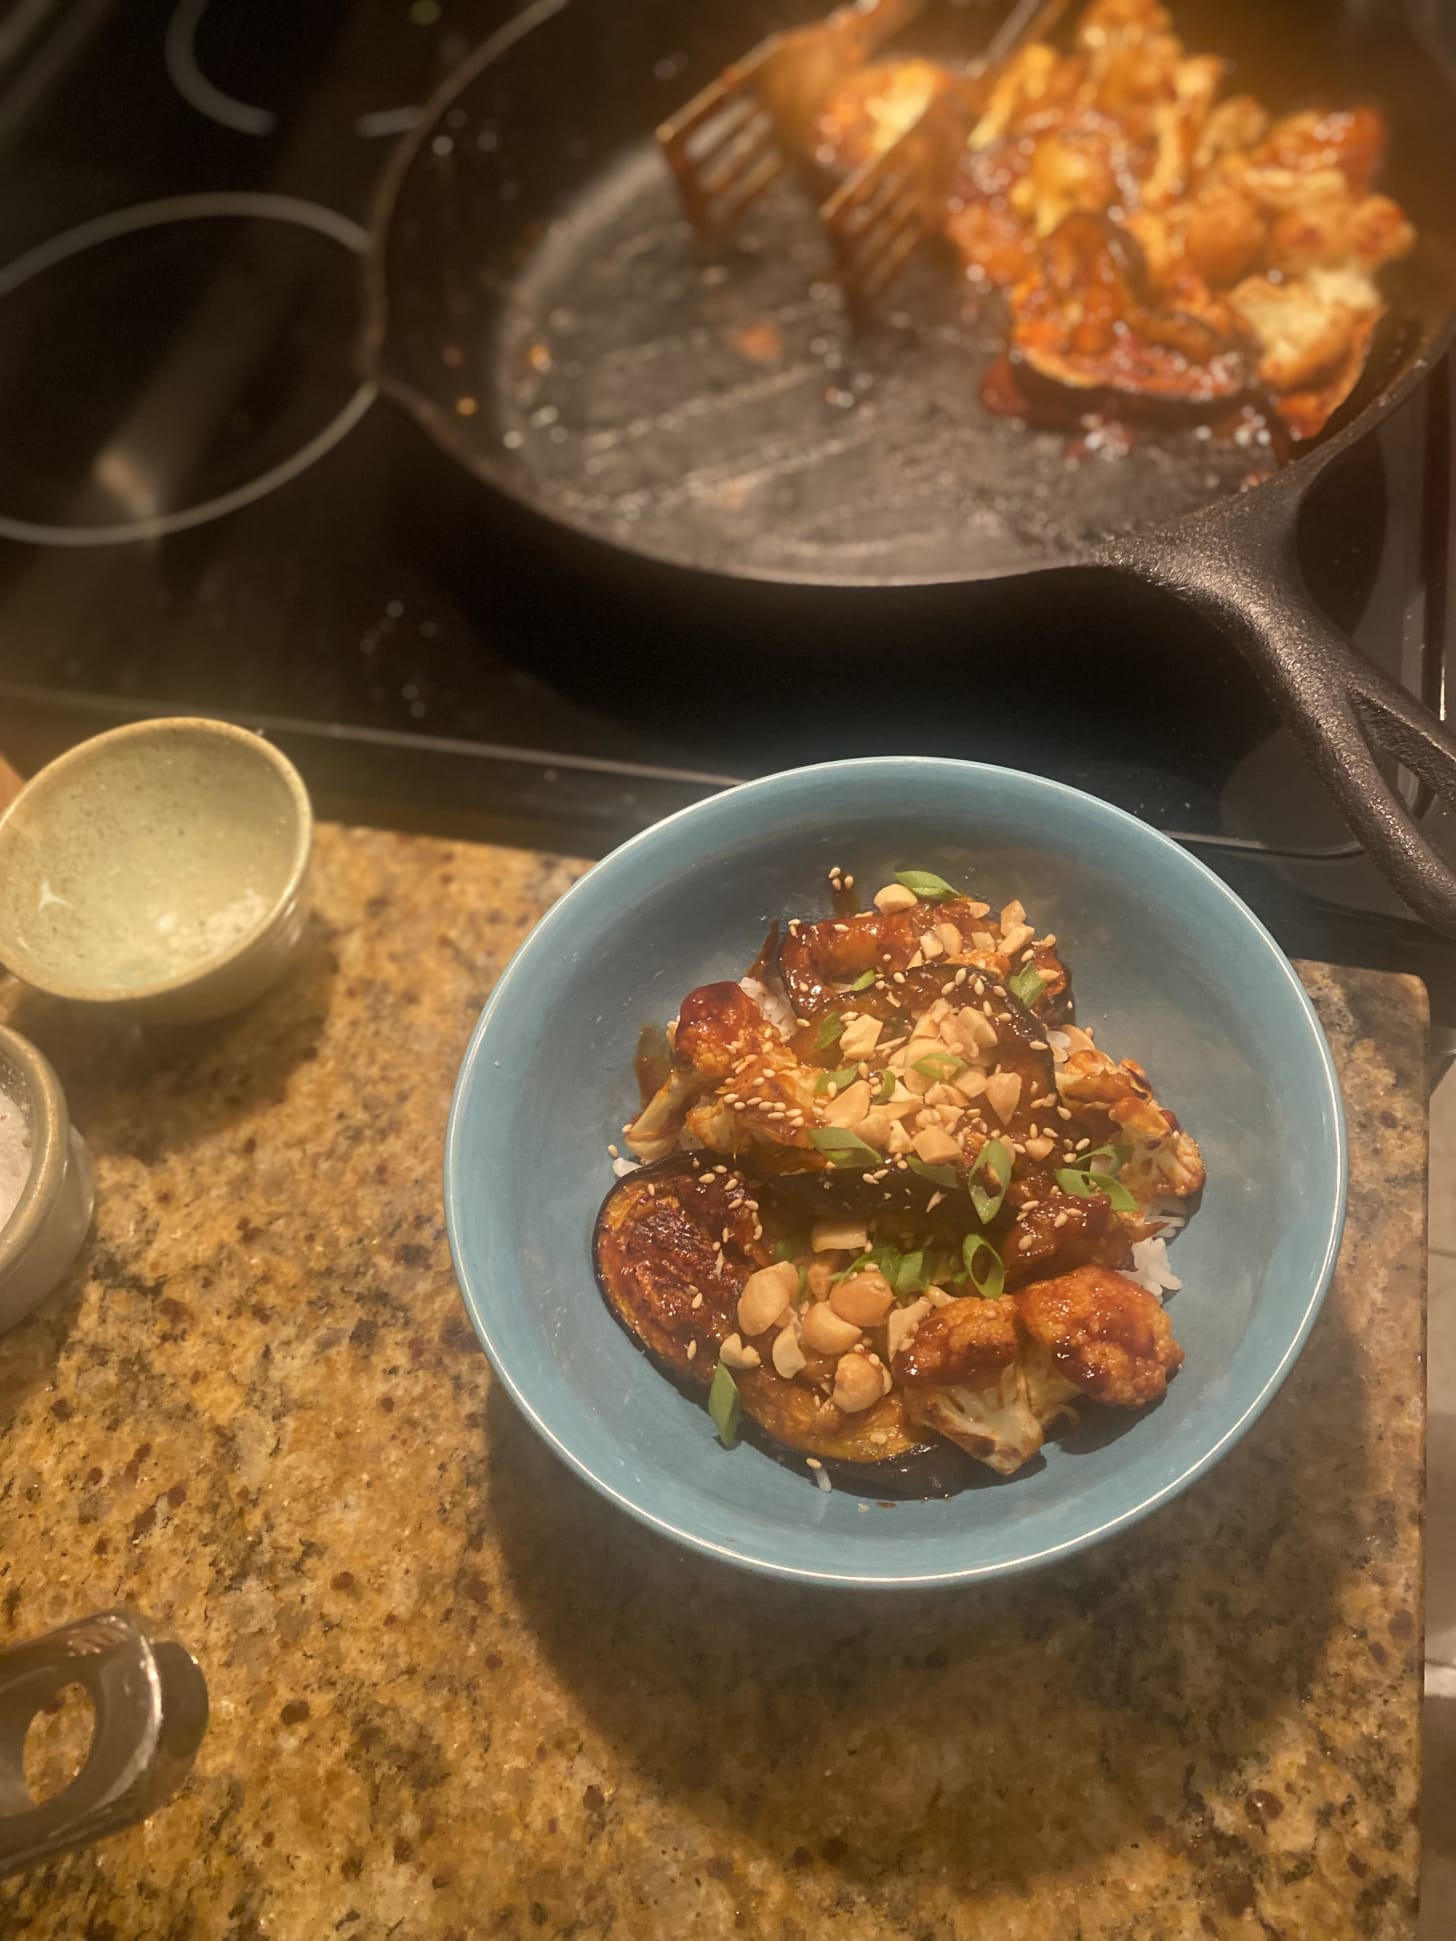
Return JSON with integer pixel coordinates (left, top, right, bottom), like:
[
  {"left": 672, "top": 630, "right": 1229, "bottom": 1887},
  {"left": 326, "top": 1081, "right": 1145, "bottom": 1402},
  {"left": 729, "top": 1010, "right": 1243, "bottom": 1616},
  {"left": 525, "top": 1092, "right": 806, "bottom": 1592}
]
[{"left": 367, "top": 0, "right": 1456, "bottom": 586}]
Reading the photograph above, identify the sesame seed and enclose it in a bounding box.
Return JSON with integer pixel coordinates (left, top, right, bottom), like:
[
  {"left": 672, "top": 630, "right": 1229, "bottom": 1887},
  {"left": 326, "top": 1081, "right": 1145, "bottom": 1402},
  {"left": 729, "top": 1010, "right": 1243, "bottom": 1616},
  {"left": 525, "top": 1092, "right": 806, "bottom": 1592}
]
[
  {"left": 893, "top": 972, "right": 906, "bottom": 985},
  {"left": 1057, "top": 1106, "right": 1072, "bottom": 1120},
  {"left": 844, "top": 875, "right": 855, "bottom": 889},
  {"left": 796, "top": 1017, "right": 810, "bottom": 1028},
  {"left": 982, "top": 1000, "right": 995, "bottom": 1016},
  {"left": 1029, "top": 1039, "right": 1048, "bottom": 1051},
  {"left": 1053, "top": 1211, "right": 1070, "bottom": 1228},
  {"left": 607, "top": 1143, "right": 620, "bottom": 1158},
  {"left": 955, "top": 968, "right": 969, "bottom": 986},
  {"left": 806, "top": 1456, "right": 823, "bottom": 1469},
  {"left": 1021, "top": 948, "right": 1036, "bottom": 962},
  {"left": 687, "top": 1339, "right": 698, "bottom": 1360},
  {"left": 1076, "top": 1138, "right": 1091, "bottom": 1151}
]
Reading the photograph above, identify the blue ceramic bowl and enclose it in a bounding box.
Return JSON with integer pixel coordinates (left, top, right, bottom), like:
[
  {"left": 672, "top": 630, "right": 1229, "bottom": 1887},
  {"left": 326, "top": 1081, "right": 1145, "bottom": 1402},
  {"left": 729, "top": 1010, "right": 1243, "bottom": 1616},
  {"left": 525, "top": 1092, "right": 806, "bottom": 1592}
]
[{"left": 445, "top": 759, "right": 1345, "bottom": 1588}]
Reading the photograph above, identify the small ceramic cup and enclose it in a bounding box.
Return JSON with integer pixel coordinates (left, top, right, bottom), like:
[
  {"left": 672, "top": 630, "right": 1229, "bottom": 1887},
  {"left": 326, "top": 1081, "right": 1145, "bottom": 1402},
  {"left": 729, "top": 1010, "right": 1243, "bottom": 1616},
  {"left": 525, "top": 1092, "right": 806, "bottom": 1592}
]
[
  {"left": 0, "top": 1025, "right": 95, "bottom": 1332},
  {"left": 0, "top": 719, "right": 313, "bottom": 1025}
]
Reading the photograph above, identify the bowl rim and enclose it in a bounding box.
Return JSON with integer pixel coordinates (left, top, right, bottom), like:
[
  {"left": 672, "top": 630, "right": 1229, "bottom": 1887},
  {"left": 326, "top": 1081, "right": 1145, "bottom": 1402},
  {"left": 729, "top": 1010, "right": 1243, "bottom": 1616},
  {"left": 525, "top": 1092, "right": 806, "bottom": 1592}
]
[
  {"left": 0, "top": 1023, "right": 67, "bottom": 1281},
  {"left": 444, "top": 755, "right": 1348, "bottom": 1588},
  {"left": 0, "top": 717, "right": 314, "bottom": 1005}
]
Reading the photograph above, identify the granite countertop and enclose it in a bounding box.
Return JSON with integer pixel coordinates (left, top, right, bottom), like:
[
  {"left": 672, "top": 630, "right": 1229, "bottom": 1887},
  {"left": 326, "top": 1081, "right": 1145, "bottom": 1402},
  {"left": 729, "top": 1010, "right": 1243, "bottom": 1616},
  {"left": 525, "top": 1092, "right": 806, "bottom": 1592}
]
[{"left": 0, "top": 825, "right": 1429, "bottom": 1941}]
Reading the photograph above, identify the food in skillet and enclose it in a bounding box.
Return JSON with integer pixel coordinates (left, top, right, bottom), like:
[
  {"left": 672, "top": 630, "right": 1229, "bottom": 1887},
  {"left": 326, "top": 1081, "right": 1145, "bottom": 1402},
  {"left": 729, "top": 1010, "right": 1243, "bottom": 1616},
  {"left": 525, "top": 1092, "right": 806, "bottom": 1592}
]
[
  {"left": 806, "top": 0, "right": 1417, "bottom": 440},
  {"left": 594, "top": 863, "right": 1202, "bottom": 1494}
]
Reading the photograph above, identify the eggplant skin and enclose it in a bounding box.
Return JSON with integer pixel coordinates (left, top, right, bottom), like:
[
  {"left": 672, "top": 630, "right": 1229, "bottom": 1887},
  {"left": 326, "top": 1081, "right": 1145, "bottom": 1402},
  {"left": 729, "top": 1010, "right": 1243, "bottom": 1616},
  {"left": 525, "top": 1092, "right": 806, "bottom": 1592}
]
[{"left": 593, "top": 1159, "right": 972, "bottom": 1495}]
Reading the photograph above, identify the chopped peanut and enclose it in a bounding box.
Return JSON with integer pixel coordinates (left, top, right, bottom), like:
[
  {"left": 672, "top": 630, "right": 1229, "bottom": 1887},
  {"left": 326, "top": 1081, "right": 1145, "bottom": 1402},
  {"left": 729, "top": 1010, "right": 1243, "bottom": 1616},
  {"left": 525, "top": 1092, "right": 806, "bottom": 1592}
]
[
  {"left": 874, "top": 883, "right": 919, "bottom": 914},
  {"left": 801, "top": 1302, "right": 863, "bottom": 1354},
  {"left": 936, "top": 921, "right": 964, "bottom": 956},
  {"left": 772, "top": 1324, "right": 807, "bottom": 1380},
  {"left": 1023, "top": 1133, "right": 1057, "bottom": 1160},
  {"left": 830, "top": 1268, "right": 895, "bottom": 1327},
  {"left": 719, "top": 1332, "right": 761, "bottom": 1370},
  {"left": 912, "top": 1126, "right": 960, "bottom": 1166},
  {"left": 1001, "top": 921, "right": 1035, "bottom": 957},
  {"left": 822, "top": 1079, "right": 871, "bottom": 1128},
  {"left": 833, "top": 1352, "right": 885, "bottom": 1413},
  {"left": 811, "top": 1218, "right": 869, "bottom": 1254},
  {"left": 737, "top": 1260, "right": 798, "bottom": 1337},
  {"left": 839, "top": 1014, "right": 884, "bottom": 1061},
  {"left": 985, "top": 1071, "right": 1023, "bottom": 1123},
  {"left": 806, "top": 1259, "right": 835, "bottom": 1300},
  {"left": 887, "top": 1297, "right": 931, "bottom": 1361}
]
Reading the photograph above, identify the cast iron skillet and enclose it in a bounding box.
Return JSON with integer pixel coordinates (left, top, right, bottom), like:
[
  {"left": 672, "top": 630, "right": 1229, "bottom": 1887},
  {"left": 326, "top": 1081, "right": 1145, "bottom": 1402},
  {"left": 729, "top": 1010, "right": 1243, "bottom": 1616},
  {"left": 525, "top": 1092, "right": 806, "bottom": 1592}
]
[{"left": 363, "top": 0, "right": 1456, "bottom": 933}]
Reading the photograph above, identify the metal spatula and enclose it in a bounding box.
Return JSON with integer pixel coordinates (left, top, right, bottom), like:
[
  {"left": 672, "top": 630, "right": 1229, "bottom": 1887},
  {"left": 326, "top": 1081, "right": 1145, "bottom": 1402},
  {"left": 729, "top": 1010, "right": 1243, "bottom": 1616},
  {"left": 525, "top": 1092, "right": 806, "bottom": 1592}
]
[{"left": 657, "top": 0, "right": 927, "bottom": 239}]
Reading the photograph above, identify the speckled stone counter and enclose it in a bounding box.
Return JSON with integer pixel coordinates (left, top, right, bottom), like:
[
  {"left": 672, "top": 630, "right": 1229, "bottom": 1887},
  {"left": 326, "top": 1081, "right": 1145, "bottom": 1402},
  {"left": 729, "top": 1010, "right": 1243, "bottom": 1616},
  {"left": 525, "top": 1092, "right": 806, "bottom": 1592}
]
[{"left": 0, "top": 827, "right": 1428, "bottom": 1941}]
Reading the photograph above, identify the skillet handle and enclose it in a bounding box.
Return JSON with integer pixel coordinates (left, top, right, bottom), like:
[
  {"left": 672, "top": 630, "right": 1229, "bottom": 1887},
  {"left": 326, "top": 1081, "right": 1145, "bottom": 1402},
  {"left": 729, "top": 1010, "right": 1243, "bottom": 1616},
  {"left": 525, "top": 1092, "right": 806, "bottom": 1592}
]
[{"left": 1101, "top": 481, "right": 1456, "bottom": 938}]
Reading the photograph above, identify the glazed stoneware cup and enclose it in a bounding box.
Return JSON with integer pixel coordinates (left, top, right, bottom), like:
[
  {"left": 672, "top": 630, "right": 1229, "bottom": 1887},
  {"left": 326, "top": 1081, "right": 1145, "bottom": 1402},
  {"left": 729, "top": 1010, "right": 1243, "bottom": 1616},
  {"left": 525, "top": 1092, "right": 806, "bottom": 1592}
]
[
  {"left": 0, "top": 1024, "right": 94, "bottom": 1331},
  {"left": 0, "top": 719, "right": 312, "bottom": 1025}
]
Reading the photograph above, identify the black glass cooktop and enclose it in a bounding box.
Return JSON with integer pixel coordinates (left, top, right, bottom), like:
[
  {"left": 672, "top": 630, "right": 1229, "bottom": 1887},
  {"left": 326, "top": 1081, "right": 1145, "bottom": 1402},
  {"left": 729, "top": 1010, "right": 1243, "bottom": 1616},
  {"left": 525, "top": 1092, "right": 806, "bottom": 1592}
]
[{"left": 1, "top": 0, "right": 1454, "bottom": 1007}]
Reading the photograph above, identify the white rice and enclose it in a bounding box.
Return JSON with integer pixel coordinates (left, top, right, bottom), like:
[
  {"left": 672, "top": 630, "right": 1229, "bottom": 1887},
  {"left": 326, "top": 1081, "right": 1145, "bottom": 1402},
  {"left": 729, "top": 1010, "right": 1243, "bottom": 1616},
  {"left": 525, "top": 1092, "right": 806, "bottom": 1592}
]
[
  {"left": 739, "top": 974, "right": 795, "bottom": 1041},
  {"left": 1129, "top": 1235, "right": 1182, "bottom": 1301}
]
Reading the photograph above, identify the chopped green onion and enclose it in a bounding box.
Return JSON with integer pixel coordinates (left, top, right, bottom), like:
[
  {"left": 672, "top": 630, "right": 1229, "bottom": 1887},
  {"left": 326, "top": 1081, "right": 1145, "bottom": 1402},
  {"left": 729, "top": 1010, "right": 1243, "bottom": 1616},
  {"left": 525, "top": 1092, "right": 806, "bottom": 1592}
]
[
  {"left": 771, "top": 1239, "right": 795, "bottom": 1263},
  {"left": 833, "top": 1244, "right": 898, "bottom": 1285},
  {"left": 893, "top": 868, "right": 960, "bottom": 904},
  {"left": 895, "top": 1250, "right": 925, "bottom": 1297},
  {"left": 1008, "top": 965, "right": 1046, "bottom": 1007},
  {"left": 1082, "top": 1142, "right": 1132, "bottom": 1176},
  {"left": 912, "top": 1051, "right": 965, "bottom": 1083},
  {"left": 845, "top": 970, "right": 877, "bottom": 992},
  {"left": 968, "top": 1138, "right": 1013, "bottom": 1224},
  {"left": 906, "top": 1155, "right": 959, "bottom": 1190},
  {"left": 1055, "top": 1167, "right": 1138, "bottom": 1213},
  {"left": 813, "top": 1012, "right": 844, "bottom": 1051},
  {"left": 814, "top": 1065, "right": 859, "bottom": 1095},
  {"left": 962, "top": 1235, "right": 1005, "bottom": 1298},
  {"left": 708, "top": 1363, "right": 742, "bottom": 1446},
  {"left": 874, "top": 1070, "right": 898, "bottom": 1105},
  {"left": 808, "top": 1127, "right": 881, "bottom": 1168}
]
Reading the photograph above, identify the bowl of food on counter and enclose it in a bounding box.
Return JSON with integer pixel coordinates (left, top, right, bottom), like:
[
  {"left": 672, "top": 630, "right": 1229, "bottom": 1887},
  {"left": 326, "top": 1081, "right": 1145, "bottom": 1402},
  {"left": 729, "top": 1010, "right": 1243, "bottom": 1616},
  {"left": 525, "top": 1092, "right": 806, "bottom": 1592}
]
[{"left": 445, "top": 757, "right": 1345, "bottom": 1587}]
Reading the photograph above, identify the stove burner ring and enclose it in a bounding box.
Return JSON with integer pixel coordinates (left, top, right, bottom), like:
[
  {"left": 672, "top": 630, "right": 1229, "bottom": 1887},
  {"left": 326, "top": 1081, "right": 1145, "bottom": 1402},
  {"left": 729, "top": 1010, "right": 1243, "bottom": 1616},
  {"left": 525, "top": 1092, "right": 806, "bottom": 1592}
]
[
  {"left": 165, "top": 0, "right": 418, "bottom": 141},
  {"left": 0, "top": 192, "right": 376, "bottom": 548}
]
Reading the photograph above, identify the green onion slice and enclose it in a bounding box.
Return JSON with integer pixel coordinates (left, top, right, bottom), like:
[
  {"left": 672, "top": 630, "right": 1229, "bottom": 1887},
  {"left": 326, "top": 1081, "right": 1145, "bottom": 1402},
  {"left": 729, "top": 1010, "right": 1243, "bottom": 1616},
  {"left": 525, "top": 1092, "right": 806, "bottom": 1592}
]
[
  {"left": 874, "top": 1069, "right": 898, "bottom": 1105},
  {"left": 708, "top": 1363, "right": 742, "bottom": 1446},
  {"left": 1007, "top": 965, "right": 1046, "bottom": 1006},
  {"left": 968, "top": 1137, "right": 1013, "bottom": 1224},
  {"left": 845, "top": 970, "right": 877, "bottom": 992},
  {"left": 1054, "top": 1167, "right": 1138, "bottom": 1213},
  {"left": 771, "top": 1239, "right": 795, "bottom": 1263},
  {"left": 808, "top": 1127, "right": 881, "bottom": 1168},
  {"left": 814, "top": 1065, "right": 859, "bottom": 1095},
  {"left": 895, "top": 1250, "right": 925, "bottom": 1297},
  {"left": 962, "top": 1234, "right": 1005, "bottom": 1298},
  {"left": 1082, "top": 1142, "right": 1132, "bottom": 1176},
  {"left": 906, "top": 1155, "right": 959, "bottom": 1190},
  {"left": 912, "top": 1051, "right": 964, "bottom": 1082},
  {"left": 893, "top": 868, "right": 960, "bottom": 904},
  {"left": 813, "top": 1012, "right": 844, "bottom": 1051}
]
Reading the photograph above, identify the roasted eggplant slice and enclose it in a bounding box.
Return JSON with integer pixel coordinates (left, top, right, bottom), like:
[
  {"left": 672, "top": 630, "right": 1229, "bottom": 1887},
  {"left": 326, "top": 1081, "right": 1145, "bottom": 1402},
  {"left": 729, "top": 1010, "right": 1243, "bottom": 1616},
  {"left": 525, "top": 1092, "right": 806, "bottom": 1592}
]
[{"left": 593, "top": 1159, "right": 972, "bottom": 1494}]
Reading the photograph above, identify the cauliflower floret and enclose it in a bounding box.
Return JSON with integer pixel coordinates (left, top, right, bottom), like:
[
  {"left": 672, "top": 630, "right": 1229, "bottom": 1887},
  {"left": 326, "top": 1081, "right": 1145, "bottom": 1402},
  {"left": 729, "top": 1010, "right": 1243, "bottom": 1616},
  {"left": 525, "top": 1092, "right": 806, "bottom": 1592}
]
[
  {"left": 1053, "top": 1028, "right": 1205, "bottom": 1202},
  {"left": 1017, "top": 1265, "right": 1184, "bottom": 1407},
  {"left": 893, "top": 1296, "right": 1046, "bottom": 1475},
  {"left": 625, "top": 981, "right": 818, "bottom": 1162}
]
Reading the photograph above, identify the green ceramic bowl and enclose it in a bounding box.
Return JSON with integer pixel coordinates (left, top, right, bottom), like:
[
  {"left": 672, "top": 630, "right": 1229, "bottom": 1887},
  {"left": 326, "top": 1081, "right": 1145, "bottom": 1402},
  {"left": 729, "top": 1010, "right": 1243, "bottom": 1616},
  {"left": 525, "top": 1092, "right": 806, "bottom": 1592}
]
[{"left": 0, "top": 719, "right": 312, "bottom": 1024}]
